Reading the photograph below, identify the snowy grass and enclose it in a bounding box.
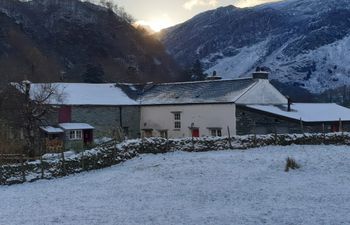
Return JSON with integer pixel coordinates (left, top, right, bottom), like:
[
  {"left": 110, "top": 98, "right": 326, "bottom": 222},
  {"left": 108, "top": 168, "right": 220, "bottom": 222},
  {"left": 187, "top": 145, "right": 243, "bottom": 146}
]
[{"left": 1, "top": 145, "right": 350, "bottom": 225}]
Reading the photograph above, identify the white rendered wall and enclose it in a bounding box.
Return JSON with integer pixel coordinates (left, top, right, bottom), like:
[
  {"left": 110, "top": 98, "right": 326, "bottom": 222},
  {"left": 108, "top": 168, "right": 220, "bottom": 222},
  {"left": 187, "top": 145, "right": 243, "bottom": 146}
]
[
  {"left": 140, "top": 104, "right": 236, "bottom": 138},
  {"left": 236, "top": 79, "right": 288, "bottom": 105}
]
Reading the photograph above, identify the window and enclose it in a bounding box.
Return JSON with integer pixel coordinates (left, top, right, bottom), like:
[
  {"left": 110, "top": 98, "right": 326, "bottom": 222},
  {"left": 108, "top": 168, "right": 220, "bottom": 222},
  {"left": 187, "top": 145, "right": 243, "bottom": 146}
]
[
  {"left": 173, "top": 112, "right": 182, "bottom": 129},
  {"left": 174, "top": 112, "right": 181, "bottom": 121},
  {"left": 69, "top": 130, "right": 82, "bottom": 140},
  {"left": 210, "top": 128, "right": 222, "bottom": 137},
  {"left": 175, "top": 121, "right": 181, "bottom": 129}
]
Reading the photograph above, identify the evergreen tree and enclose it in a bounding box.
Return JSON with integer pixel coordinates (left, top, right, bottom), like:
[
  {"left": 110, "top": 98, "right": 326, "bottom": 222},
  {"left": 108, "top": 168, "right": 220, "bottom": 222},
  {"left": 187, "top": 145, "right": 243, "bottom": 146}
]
[
  {"left": 191, "top": 59, "right": 206, "bottom": 81},
  {"left": 82, "top": 64, "right": 105, "bottom": 83}
]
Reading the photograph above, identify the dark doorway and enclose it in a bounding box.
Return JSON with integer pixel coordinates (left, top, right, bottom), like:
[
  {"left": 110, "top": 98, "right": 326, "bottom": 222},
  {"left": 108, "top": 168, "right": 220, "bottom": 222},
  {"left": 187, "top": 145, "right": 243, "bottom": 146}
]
[{"left": 83, "top": 129, "right": 93, "bottom": 145}]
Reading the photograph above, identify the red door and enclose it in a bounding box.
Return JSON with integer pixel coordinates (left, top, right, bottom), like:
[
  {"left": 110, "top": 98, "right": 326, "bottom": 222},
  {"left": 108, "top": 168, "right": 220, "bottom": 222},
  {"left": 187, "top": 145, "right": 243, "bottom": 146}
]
[
  {"left": 58, "top": 106, "right": 71, "bottom": 123},
  {"left": 192, "top": 129, "right": 199, "bottom": 137}
]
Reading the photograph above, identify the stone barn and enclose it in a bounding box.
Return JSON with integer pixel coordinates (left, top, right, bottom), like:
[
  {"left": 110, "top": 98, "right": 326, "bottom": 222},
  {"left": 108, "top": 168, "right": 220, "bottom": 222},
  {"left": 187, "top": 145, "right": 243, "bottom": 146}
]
[
  {"left": 236, "top": 103, "right": 350, "bottom": 135},
  {"left": 31, "top": 83, "right": 141, "bottom": 150}
]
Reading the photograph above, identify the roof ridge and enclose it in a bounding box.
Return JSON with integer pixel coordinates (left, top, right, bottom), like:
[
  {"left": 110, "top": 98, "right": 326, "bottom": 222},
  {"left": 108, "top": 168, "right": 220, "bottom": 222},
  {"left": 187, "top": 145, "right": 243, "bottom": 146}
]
[
  {"left": 232, "top": 80, "right": 260, "bottom": 102},
  {"left": 146, "top": 77, "right": 254, "bottom": 86}
]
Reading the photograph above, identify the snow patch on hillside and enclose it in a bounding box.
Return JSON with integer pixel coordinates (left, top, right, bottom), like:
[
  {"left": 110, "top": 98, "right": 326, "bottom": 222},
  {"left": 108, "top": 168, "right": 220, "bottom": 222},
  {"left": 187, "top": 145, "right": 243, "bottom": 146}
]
[
  {"left": 265, "top": 35, "right": 350, "bottom": 93},
  {"left": 203, "top": 34, "right": 350, "bottom": 93},
  {"left": 204, "top": 40, "right": 269, "bottom": 79}
]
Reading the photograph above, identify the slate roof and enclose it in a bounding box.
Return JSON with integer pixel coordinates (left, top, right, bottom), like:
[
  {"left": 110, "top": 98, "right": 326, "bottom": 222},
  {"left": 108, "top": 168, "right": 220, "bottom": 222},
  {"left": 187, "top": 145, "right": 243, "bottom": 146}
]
[
  {"left": 246, "top": 103, "right": 350, "bottom": 122},
  {"left": 24, "top": 78, "right": 262, "bottom": 106},
  {"left": 120, "top": 78, "right": 258, "bottom": 105}
]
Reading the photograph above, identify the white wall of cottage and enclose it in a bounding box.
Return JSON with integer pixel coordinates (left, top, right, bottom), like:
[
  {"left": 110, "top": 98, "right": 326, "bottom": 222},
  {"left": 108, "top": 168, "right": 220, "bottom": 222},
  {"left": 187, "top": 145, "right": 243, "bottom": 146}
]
[{"left": 140, "top": 104, "right": 236, "bottom": 138}]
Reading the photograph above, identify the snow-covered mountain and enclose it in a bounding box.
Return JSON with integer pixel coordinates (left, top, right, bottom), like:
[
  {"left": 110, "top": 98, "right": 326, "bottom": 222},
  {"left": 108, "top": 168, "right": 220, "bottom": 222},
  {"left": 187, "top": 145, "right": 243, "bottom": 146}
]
[{"left": 160, "top": 0, "right": 350, "bottom": 93}]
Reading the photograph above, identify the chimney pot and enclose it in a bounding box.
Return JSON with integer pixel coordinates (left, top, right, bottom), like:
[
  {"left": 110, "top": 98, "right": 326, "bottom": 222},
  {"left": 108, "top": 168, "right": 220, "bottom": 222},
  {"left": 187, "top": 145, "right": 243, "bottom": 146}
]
[
  {"left": 287, "top": 96, "right": 292, "bottom": 112},
  {"left": 252, "top": 71, "right": 269, "bottom": 80}
]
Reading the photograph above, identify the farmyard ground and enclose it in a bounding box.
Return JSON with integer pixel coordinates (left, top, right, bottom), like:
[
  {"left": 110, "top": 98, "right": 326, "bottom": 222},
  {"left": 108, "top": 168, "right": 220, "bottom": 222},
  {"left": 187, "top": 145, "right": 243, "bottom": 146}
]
[{"left": 1, "top": 145, "right": 350, "bottom": 225}]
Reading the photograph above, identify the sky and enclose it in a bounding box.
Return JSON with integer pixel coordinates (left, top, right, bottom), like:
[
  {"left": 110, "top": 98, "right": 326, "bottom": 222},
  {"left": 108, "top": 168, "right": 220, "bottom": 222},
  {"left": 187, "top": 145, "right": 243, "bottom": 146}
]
[{"left": 114, "top": 0, "right": 281, "bottom": 31}]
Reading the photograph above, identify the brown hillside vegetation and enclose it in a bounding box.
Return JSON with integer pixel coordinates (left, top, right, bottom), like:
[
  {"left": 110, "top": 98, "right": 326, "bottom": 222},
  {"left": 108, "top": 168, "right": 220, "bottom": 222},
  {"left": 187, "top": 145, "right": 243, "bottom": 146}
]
[{"left": 0, "top": 0, "right": 183, "bottom": 85}]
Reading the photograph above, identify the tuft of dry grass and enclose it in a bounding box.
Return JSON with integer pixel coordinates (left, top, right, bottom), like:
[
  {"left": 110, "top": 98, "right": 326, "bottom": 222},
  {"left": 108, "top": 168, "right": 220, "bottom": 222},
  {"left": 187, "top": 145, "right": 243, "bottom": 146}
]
[{"left": 285, "top": 157, "right": 300, "bottom": 172}]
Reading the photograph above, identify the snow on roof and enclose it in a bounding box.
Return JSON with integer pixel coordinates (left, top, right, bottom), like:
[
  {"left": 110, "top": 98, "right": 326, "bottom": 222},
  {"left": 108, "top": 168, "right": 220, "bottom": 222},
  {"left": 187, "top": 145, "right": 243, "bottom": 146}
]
[
  {"left": 247, "top": 103, "right": 350, "bottom": 122},
  {"left": 26, "top": 78, "right": 277, "bottom": 106},
  {"left": 30, "top": 83, "right": 137, "bottom": 106},
  {"left": 59, "top": 123, "right": 95, "bottom": 130},
  {"left": 138, "top": 78, "right": 258, "bottom": 105},
  {"left": 40, "top": 126, "right": 64, "bottom": 133}
]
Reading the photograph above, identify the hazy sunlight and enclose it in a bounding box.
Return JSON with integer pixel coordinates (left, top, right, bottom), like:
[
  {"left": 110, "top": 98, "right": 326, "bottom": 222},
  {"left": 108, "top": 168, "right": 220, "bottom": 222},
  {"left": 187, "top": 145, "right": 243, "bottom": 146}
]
[{"left": 135, "top": 18, "right": 173, "bottom": 32}]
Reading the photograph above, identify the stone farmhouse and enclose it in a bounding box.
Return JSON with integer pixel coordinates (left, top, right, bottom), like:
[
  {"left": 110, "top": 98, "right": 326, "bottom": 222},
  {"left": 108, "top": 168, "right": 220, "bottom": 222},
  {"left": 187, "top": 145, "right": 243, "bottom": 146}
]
[
  {"left": 25, "top": 72, "right": 350, "bottom": 150},
  {"left": 29, "top": 83, "right": 140, "bottom": 151}
]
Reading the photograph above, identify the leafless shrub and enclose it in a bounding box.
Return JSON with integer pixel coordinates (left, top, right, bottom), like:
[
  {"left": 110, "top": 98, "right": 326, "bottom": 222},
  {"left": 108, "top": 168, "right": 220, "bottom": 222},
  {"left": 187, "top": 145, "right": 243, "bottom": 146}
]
[{"left": 285, "top": 157, "right": 300, "bottom": 172}]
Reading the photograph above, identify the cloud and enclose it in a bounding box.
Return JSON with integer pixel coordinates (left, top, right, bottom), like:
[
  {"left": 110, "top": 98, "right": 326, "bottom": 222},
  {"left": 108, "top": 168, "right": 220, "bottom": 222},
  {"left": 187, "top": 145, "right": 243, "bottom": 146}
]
[
  {"left": 183, "top": 0, "right": 219, "bottom": 10},
  {"left": 234, "top": 0, "right": 282, "bottom": 8}
]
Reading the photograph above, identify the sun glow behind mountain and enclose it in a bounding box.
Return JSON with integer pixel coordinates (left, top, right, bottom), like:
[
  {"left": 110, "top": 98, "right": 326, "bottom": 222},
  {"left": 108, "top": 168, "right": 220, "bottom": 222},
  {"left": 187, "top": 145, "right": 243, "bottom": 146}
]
[
  {"left": 135, "top": 20, "right": 172, "bottom": 32},
  {"left": 121, "top": 0, "right": 283, "bottom": 31},
  {"left": 235, "top": 0, "right": 282, "bottom": 8}
]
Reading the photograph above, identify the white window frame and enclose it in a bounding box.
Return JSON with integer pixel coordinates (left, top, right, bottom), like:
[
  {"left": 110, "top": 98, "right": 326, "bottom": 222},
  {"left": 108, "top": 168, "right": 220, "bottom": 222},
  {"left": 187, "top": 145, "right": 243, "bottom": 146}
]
[
  {"left": 69, "top": 130, "right": 82, "bottom": 140},
  {"left": 209, "top": 128, "right": 222, "bottom": 137},
  {"left": 172, "top": 112, "right": 182, "bottom": 129},
  {"left": 174, "top": 121, "right": 181, "bottom": 129},
  {"left": 174, "top": 112, "right": 181, "bottom": 121}
]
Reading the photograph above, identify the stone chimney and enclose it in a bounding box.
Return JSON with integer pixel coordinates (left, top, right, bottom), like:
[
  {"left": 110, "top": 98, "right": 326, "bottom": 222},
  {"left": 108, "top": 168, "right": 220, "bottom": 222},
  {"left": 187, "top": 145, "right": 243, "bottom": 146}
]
[
  {"left": 287, "top": 96, "right": 292, "bottom": 112},
  {"left": 206, "top": 71, "right": 222, "bottom": 80},
  {"left": 252, "top": 71, "right": 269, "bottom": 80}
]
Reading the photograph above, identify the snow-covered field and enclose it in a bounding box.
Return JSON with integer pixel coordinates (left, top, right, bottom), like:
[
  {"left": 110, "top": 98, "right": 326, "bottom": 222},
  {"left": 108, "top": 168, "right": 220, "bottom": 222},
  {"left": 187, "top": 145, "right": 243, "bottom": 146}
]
[{"left": 1, "top": 145, "right": 350, "bottom": 225}]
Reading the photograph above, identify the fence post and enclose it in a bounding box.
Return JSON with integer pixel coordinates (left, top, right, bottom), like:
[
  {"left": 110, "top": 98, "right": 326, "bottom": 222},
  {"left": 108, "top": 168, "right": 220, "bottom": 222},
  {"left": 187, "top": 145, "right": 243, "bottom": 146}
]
[
  {"left": 40, "top": 155, "right": 44, "bottom": 179},
  {"left": 81, "top": 150, "right": 85, "bottom": 171},
  {"left": 191, "top": 131, "right": 195, "bottom": 152},
  {"left": 274, "top": 126, "right": 278, "bottom": 145},
  {"left": 0, "top": 154, "right": 3, "bottom": 185},
  {"left": 21, "top": 154, "right": 26, "bottom": 183},
  {"left": 39, "top": 143, "right": 44, "bottom": 179},
  {"left": 113, "top": 139, "right": 117, "bottom": 164},
  {"left": 322, "top": 123, "right": 326, "bottom": 143},
  {"left": 165, "top": 136, "right": 169, "bottom": 152},
  {"left": 339, "top": 118, "right": 343, "bottom": 134},
  {"left": 61, "top": 150, "right": 66, "bottom": 176},
  {"left": 253, "top": 120, "right": 257, "bottom": 147},
  {"left": 141, "top": 137, "right": 145, "bottom": 153},
  {"left": 227, "top": 126, "right": 233, "bottom": 149},
  {"left": 300, "top": 118, "right": 304, "bottom": 134}
]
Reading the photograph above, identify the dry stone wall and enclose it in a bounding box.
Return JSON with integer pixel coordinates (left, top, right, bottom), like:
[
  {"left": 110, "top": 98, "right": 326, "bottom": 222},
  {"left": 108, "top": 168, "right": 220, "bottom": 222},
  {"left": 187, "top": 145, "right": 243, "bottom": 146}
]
[{"left": 1, "top": 133, "right": 350, "bottom": 185}]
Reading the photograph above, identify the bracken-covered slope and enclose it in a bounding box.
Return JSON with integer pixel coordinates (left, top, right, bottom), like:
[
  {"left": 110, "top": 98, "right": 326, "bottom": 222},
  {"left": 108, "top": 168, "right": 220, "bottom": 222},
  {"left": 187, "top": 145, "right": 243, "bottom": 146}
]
[
  {"left": 160, "top": 0, "right": 350, "bottom": 93},
  {"left": 0, "top": 0, "right": 182, "bottom": 84}
]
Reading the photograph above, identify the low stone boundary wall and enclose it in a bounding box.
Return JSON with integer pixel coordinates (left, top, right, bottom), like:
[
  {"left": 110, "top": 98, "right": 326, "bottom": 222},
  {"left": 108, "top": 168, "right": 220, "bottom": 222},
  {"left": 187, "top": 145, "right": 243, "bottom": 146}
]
[
  {"left": 121, "top": 132, "right": 350, "bottom": 153},
  {"left": 0, "top": 147, "right": 138, "bottom": 185},
  {"left": 1, "top": 133, "right": 350, "bottom": 185}
]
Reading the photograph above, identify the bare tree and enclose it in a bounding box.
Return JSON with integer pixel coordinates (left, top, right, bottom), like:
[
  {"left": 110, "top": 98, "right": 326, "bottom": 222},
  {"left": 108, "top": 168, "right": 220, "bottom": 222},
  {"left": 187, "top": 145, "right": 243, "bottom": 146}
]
[
  {"left": 0, "top": 81, "right": 64, "bottom": 156},
  {"left": 98, "top": 0, "right": 135, "bottom": 24}
]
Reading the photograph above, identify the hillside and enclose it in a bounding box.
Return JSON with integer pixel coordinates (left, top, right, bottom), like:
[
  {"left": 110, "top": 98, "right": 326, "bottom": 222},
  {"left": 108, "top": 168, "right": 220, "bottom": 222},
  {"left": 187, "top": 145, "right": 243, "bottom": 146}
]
[
  {"left": 160, "top": 0, "right": 350, "bottom": 93},
  {"left": 1, "top": 145, "right": 350, "bottom": 224},
  {"left": 0, "top": 0, "right": 182, "bottom": 85}
]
